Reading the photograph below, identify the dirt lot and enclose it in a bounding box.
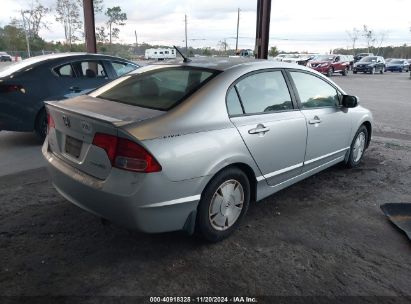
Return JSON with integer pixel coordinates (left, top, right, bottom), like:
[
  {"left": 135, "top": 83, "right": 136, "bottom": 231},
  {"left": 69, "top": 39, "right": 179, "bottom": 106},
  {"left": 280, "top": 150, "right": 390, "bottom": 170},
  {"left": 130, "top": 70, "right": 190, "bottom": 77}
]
[
  {"left": 1, "top": 70, "right": 411, "bottom": 302},
  {"left": 0, "top": 137, "right": 410, "bottom": 300}
]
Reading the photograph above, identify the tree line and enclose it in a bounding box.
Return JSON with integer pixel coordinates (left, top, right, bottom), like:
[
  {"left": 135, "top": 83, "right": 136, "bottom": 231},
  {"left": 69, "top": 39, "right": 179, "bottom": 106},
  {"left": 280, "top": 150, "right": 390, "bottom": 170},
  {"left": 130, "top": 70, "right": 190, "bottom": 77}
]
[
  {"left": 0, "top": 0, "right": 127, "bottom": 56},
  {"left": 1, "top": 3, "right": 410, "bottom": 59}
]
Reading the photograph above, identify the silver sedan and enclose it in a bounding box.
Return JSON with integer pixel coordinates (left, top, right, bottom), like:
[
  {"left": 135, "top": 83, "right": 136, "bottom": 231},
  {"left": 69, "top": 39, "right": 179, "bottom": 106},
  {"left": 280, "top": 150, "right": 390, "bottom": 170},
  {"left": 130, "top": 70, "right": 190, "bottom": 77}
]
[{"left": 43, "top": 59, "right": 373, "bottom": 241}]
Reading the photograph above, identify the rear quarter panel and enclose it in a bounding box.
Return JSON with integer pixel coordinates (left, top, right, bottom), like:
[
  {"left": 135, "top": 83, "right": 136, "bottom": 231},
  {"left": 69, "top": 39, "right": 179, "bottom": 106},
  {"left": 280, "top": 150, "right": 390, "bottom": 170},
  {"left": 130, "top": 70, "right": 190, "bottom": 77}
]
[{"left": 142, "top": 126, "right": 262, "bottom": 183}]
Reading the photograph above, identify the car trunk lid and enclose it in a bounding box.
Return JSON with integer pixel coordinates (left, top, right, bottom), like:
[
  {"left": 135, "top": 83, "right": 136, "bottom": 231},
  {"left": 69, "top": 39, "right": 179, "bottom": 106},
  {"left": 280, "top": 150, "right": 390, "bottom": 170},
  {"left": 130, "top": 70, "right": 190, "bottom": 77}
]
[{"left": 46, "top": 95, "right": 165, "bottom": 180}]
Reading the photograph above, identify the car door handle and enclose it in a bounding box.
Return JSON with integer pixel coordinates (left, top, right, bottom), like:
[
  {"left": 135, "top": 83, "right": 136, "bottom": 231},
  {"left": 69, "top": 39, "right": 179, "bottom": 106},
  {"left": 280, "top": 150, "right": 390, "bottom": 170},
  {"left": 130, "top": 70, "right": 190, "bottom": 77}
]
[
  {"left": 69, "top": 86, "right": 82, "bottom": 93},
  {"left": 248, "top": 124, "right": 270, "bottom": 134},
  {"left": 308, "top": 116, "right": 322, "bottom": 124}
]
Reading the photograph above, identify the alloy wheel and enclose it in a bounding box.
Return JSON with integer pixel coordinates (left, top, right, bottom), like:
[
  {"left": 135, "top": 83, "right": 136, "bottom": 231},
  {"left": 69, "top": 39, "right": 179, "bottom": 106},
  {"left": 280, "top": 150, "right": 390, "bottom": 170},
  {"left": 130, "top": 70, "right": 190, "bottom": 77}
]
[
  {"left": 209, "top": 179, "right": 244, "bottom": 231},
  {"left": 353, "top": 132, "right": 366, "bottom": 163}
]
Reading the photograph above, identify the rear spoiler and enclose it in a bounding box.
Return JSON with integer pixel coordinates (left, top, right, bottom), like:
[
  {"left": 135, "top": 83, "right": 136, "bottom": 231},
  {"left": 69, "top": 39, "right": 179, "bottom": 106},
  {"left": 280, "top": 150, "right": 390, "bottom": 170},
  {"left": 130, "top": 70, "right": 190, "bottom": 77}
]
[{"left": 45, "top": 101, "right": 124, "bottom": 126}]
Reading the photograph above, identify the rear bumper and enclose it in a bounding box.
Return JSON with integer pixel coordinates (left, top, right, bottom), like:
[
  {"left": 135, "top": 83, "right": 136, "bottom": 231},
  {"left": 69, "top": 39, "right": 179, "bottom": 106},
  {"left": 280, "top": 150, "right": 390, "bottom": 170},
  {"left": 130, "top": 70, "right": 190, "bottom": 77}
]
[{"left": 42, "top": 140, "right": 203, "bottom": 233}]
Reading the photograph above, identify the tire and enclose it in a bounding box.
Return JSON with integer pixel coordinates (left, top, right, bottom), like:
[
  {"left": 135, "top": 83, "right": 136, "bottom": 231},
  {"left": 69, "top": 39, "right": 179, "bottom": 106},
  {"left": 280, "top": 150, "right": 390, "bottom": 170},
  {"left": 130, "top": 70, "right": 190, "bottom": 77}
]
[
  {"left": 342, "top": 67, "right": 348, "bottom": 76},
  {"left": 380, "top": 67, "right": 384, "bottom": 74},
  {"left": 346, "top": 125, "right": 368, "bottom": 168},
  {"left": 353, "top": 71, "right": 357, "bottom": 74},
  {"left": 34, "top": 108, "right": 47, "bottom": 140},
  {"left": 326, "top": 67, "right": 333, "bottom": 77},
  {"left": 196, "top": 167, "right": 250, "bottom": 242},
  {"left": 371, "top": 67, "right": 375, "bottom": 74},
  {"left": 399, "top": 68, "right": 403, "bottom": 73}
]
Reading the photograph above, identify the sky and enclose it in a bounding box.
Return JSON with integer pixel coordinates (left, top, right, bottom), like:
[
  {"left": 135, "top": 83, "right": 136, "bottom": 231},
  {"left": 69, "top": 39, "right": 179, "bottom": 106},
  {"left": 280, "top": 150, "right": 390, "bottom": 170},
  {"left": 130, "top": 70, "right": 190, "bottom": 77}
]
[{"left": 1, "top": 0, "right": 411, "bottom": 53}]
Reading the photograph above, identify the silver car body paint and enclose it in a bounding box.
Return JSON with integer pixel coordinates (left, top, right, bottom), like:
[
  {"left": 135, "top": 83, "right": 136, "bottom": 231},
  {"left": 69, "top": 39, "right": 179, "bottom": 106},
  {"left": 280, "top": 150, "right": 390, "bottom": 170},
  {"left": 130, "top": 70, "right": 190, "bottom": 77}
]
[{"left": 43, "top": 60, "right": 373, "bottom": 233}]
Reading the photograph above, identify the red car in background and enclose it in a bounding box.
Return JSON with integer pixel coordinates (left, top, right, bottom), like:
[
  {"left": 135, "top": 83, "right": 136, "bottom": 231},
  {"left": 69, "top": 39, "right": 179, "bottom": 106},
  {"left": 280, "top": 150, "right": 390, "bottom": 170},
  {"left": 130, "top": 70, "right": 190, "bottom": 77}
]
[{"left": 308, "top": 54, "right": 350, "bottom": 77}]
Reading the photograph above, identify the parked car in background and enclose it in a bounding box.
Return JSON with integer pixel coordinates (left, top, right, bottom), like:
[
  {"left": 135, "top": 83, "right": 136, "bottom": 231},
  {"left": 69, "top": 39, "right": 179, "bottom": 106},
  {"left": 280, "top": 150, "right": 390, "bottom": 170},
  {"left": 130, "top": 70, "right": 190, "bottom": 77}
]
[
  {"left": 0, "top": 53, "right": 139, "bottom": 139},
  {"left": 0, "top": 52, "right": 12, "bottom": 62},
  {"left": 272, "top": 54, "right": 289, "bottom": 61},
  {"left": 385, "top": 59, "right": 410, "bottom": 72},
  {"left": 43, "top": 59, "right": 372, "bottom": 242},
  {"left": 353, "top": 56, "right": 385, "bottom": 74},
  {"left": 296, "top": 54, "right": 319, "bottom": 66},
  {"left": 308, "top": 54, "right": 350, "bottom": 76},
  {"left": 237, "top": 49, "right": 254, "bottom": 57},
  {"left": 354, "top": 53, "right": 374, "bottom": 63},
  {"left": 280, "top": 54, "right": 301, "bottom": 64}
]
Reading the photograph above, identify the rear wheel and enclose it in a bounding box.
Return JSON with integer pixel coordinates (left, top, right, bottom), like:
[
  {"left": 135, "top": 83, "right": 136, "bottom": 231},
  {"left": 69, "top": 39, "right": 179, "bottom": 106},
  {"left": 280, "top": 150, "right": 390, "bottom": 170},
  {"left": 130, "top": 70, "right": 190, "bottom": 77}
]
[
  {"left": 196, "top": 167, "right": 250, "bottom": 242},
  {"left": 353, "top": 70, "right": 357, "bottom": 74},
  {"left": 326, "top": 67, "right": 333, "bottom": 77},
  {"left": 34, "top": 108, "right": 47, "bottom": 140},
  {"left": 346, "top": 125, "right": 368, "bottom": 168}
]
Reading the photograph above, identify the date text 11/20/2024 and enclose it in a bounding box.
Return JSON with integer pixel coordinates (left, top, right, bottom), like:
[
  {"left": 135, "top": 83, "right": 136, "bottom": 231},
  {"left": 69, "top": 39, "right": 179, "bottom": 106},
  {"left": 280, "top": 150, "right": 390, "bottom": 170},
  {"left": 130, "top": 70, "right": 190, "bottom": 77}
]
[{"left": 149, "top": 296, "right": 258, "bottom": 303}]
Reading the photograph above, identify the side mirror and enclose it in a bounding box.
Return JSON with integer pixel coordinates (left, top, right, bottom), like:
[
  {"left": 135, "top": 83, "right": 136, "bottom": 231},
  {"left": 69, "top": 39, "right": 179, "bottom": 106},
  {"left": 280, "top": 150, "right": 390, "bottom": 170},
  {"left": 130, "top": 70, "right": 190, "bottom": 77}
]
[{"left": 342, "top": 95, "right": 358, "bottom": 108}]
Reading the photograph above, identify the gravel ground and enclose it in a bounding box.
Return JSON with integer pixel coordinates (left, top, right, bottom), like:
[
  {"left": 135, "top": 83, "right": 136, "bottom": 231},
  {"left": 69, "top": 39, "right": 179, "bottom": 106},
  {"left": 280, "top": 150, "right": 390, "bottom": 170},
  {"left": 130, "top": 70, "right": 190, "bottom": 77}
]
[{"left": 0, "top": 138, "right": 410, "bottom": 300}]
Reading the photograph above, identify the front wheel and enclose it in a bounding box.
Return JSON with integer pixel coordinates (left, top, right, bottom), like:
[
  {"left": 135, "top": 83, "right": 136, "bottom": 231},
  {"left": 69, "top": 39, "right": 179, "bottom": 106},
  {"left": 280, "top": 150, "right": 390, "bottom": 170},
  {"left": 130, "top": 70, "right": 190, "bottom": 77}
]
[
  {"left": 326, "top": 67, "right": 333, "bottom": 77},
  {"left": 196, "top": 168, "right": 250, "bottom": 242},
  {"left": 342, "top": 67, "right": 348, "bottom": 76},
  {"left": 346, "top": 125, "right": 368, "bottom": 168}
]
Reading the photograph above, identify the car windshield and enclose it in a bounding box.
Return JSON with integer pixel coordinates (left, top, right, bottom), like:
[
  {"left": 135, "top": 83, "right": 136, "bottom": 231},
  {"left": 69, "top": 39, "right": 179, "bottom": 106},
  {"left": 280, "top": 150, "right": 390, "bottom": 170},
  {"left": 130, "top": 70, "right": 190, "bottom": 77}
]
[
  {"left": 314, "top": 55, "right": 335, "bottom": 61},
  {"left": 391, "top": 60, "right": 404, "bottom": 64},
  {"left": 360, "top": 57, "right": 377, "bottom": 62},
  {"left": 92, "top": 67, "right": 219, "bottom": 111}
]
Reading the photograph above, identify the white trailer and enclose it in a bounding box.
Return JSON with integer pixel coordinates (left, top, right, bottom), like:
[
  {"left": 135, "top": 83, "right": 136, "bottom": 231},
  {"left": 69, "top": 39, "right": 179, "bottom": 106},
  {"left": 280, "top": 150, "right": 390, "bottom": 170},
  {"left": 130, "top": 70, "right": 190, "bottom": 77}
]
[{"left": 144, "top": 48, "right": 177, "bottom": 60}]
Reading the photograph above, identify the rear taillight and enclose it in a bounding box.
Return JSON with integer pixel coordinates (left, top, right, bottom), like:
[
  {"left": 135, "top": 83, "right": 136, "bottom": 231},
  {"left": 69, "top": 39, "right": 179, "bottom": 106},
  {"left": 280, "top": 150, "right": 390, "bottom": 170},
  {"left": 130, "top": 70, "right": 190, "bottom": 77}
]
[
  {"left": 47, "top": 113, "right": 55, "bottom": 134},
  {"left": 0, "top": 84, "right": 25, "bottom": 93},
  {"left": 92, "top": 133, "right": 161, "bottom": 173},
  {"left": 92, "top": 133, "right": 118, "bottom": 163}
]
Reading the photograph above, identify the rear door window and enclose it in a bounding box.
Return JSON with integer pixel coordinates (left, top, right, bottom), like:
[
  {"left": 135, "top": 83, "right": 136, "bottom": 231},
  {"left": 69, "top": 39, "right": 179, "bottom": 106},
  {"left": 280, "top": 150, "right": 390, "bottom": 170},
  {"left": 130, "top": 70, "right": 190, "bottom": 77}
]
[
  {"left": 77, "top": 61, "right": 107, "bottom": 78},
  {"left": 54, "top": 64, "right": 75, "bottom": 77},
  {"left": 234, "top": 70, "right": 293, "bottom": 114},
  {"left": 92, "top": 67, "right": 219, "bottom": 111}
]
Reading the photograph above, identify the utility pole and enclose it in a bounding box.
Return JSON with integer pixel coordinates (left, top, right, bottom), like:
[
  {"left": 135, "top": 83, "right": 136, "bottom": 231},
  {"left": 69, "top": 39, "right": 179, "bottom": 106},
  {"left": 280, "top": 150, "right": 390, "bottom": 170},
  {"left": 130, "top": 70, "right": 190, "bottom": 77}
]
[
  {"left": 134, "top": 30, "right": 138, "bottom": 47},
  {"left": 185, "top": 14, "right": 188, "bottom": 56},
  {"left": 235, "top": 8, "right": 240, "bottom": 52},
  {"left": 83, "top": 0, "right": 97, "bottom": 53},
  {"left": 21, "top": 11, "right": 31, "bottom": 58},
  {"left": 255, "top": 0, "right": 271, "bottom": 59}
]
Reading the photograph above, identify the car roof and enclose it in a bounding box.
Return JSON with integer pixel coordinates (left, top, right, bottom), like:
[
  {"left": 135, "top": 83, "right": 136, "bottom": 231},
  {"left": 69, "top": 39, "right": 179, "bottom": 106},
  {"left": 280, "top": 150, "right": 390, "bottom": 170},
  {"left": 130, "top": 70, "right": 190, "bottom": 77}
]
[
  {"left": 133, "top": 57, "right": 312, "bottom": 72},
  {"left": 0, "top": 53, "right": 135, "bottom": 78}
]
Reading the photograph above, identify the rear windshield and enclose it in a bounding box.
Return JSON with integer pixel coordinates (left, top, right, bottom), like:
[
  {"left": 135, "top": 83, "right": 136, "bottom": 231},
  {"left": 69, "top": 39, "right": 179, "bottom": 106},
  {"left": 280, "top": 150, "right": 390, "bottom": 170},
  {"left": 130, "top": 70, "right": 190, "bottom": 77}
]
[
  {"left": 0, "top": 56, "right": 49, "bottom": 77},
  {"left": 391, "top": 60, "right": 404, "bottom": 64},
  {"left": 92, "top": 67, "right": 219, "bottom": 111}
]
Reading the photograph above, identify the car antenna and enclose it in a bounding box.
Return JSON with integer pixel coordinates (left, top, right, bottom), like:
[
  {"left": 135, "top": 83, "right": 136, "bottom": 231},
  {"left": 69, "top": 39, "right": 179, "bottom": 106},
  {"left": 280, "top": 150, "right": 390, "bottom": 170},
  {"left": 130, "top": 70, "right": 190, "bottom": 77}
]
[{"left": 173, "top": 45, "right": 191, "bottom": 63}]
